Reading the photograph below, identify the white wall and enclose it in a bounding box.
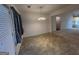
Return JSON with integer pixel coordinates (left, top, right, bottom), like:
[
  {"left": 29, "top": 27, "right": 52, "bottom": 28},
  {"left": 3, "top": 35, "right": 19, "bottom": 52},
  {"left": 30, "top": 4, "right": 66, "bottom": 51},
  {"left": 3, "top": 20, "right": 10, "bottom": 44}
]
[
  {"left": 60, "top": 12, "right": 73, "bottom": 30},
  {"left": 51, "top": 16, "right": 56, "bottom": 31},
  {"left": 21, "top": 12, "right": 50, "bottom": 37}
]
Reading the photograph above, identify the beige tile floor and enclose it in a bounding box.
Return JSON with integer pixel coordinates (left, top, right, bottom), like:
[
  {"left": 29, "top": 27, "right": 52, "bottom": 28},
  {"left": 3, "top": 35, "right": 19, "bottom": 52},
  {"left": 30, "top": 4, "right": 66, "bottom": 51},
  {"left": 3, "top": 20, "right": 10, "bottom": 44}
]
[{"left": 19, "top": 31, "right": 79, "bottom": 55}]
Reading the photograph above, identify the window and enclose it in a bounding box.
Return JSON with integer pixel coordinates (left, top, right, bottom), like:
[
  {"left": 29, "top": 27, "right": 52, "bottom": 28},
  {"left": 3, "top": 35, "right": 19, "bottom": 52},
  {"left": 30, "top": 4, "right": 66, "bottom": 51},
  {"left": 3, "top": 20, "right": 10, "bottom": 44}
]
[{"left": 72, "top": 16, "right": 79, "bottom": 28}]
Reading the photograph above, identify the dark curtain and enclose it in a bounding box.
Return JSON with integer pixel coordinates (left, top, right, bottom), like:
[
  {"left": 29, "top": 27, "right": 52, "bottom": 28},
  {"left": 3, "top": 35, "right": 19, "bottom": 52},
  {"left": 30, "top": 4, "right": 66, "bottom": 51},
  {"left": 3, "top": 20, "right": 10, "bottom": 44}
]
[{"left": 11, "top": 7, "right": 23, "bottom": 44}]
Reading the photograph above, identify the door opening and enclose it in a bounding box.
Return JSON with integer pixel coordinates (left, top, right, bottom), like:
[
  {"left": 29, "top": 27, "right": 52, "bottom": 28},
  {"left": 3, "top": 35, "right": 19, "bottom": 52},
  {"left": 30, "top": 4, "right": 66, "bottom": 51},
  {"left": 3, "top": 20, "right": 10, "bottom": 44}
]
[{"left": 56, "top": 16, "right": 61, "bottom": 31}]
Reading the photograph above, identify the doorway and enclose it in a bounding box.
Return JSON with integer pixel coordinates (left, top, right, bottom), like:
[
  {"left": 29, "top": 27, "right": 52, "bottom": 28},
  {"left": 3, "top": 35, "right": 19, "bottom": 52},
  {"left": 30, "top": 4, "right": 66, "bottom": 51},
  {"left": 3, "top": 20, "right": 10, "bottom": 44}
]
[{"left": 56, "top": 16, "right": 61, "bottom": 31}]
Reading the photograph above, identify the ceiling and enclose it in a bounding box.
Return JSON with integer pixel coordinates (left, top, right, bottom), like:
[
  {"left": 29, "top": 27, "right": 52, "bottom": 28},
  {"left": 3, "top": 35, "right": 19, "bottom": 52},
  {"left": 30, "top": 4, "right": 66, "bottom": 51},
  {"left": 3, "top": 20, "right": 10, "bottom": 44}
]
[{"left": 15, "top": 4, "right": 69, "bottom": 14}]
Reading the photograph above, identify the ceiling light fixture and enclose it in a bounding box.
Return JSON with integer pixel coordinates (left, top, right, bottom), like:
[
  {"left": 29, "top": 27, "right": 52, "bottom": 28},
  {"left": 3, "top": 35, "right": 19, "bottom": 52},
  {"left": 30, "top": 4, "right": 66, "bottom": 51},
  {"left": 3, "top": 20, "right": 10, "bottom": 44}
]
[
  {"left": 27, "top": 5, "right": 31, "bottom": 8},
  {"left": 38, "top": 6, "right": 46, "bottom": 21}
]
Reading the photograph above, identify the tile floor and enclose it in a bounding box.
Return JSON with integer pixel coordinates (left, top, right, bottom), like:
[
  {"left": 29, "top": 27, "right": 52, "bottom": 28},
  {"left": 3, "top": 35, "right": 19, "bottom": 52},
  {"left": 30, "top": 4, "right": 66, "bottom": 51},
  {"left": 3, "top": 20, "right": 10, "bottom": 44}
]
[{"left": 19, "top": 31, "right": 79, "bottom": 55}]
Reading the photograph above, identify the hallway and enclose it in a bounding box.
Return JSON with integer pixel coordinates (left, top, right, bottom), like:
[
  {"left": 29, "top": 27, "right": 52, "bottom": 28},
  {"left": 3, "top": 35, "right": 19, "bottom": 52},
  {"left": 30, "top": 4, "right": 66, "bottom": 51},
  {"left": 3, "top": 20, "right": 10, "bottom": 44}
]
[{"left": 19, "top": 30, "right": 79, "bottom": 55}]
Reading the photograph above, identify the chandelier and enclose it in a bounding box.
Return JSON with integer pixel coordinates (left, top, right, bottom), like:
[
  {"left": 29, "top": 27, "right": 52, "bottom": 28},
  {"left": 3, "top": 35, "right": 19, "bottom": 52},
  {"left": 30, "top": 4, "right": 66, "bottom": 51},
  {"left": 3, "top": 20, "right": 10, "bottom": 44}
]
[{"left": 38, "top": 6, "right": 46, "bottom": 21}]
